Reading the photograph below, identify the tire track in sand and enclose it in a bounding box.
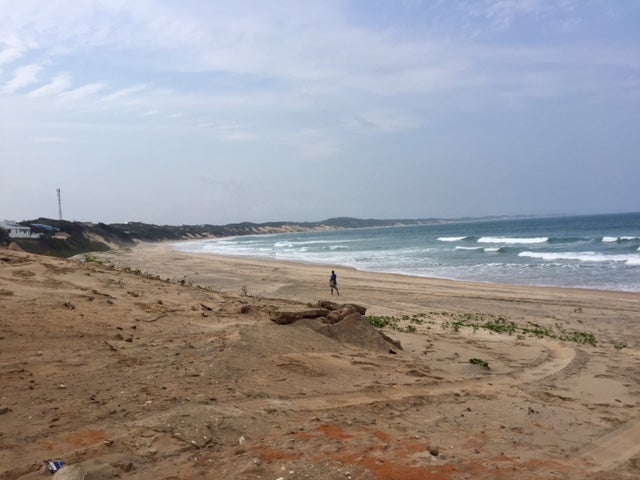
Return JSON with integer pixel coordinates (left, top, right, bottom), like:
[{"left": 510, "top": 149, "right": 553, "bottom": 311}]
[
  {"left": 234, "top": 338, "right": 575, "bottom": 412},
  {"left": 572, "top": 415, "right": 640, "bottom": 474}
]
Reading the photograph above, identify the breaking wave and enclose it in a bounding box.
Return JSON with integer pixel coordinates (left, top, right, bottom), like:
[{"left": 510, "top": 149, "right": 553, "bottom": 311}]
[
  {"left": 602, "top": 236, "right": 640, "bottom": 243},
  {"left": 479, "top": 237, "right": 549, "bottom": 245},
  {"left": 519, "top": 251, "right": 640, "bottom": 265}
]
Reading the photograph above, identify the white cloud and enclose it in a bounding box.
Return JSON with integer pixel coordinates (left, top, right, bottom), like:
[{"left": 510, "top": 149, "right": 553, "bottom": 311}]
[
  {"left": 57, "top": 82, "right": 107, "bottom": 102},
  {"left": 28, "top": 73, "right": 72, "bottom": 97},
  {"left": 139, "top": 109, "right": 159, "bottom": 117},
  {"left": 0, "top": 0, "right": 634, "bottom": 115},
  {"left": 99, "top": 84, "right": 148, "bottom": 103},
  {"left": 2, "top": 63, "right": 42, "bottom": 93},
  {"left": 346, "top": 110, "right": 422, "bottom": 133},
  {"left": 0, "top": 45, "right": 24, "bottom": 68},
  {"left": 483, "top": 0, "right": 579, "bottom": 27}
]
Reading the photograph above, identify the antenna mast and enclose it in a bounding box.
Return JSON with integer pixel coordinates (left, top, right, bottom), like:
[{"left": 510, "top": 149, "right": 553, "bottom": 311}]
[{"left": 57, "top": 188, "right": 62, "bottom": 220}]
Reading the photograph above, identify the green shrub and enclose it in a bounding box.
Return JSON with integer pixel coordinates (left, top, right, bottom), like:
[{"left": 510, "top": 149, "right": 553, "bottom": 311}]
[{"left": 0, "top": 227, "right": 10, "bottom": 246}]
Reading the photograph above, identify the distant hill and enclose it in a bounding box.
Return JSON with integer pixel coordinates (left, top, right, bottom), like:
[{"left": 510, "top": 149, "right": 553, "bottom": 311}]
[{"left": 5, "top": 215, "right": 510, "bottom": 258}]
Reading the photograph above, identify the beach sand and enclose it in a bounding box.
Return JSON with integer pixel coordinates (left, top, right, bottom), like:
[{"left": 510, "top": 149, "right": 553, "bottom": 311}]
[{"left": 1, "top": 242, "right": 639, "bottom": 479}]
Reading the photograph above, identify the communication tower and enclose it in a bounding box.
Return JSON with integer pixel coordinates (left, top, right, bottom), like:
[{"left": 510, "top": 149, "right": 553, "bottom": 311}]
[{"left": 57, "top": 188, "right": 62, "bottom": 220}]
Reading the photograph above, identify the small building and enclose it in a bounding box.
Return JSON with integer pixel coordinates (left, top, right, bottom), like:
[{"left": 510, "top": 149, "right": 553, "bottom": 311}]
[{"left": 0, "top": 220, "right": 41, "bottom": 239}]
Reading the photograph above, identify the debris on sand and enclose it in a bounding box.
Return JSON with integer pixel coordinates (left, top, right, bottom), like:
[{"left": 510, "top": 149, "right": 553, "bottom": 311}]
[{"left": 272, "top": 301, "right": 402, "bottom": 353}]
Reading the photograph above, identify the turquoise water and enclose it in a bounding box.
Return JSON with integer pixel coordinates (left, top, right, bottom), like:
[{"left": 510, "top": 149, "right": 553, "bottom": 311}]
[{"left": 174, "top": 213, "right": 640, "bottom": 292}]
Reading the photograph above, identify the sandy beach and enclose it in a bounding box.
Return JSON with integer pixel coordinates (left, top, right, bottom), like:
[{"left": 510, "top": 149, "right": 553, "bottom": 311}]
[{"left": 1, "top": 242, "right": 639, "bottom": 479}]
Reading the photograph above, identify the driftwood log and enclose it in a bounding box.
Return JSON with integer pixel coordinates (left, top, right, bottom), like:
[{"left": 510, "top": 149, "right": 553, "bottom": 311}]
[{"left": 270, "top": 301, "right": 402, "bottom": 353}]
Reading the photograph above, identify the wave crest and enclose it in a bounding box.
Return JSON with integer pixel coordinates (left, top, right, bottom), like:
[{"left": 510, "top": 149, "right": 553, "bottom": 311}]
[
  {"left": 479, "top": 237, "right": 548, "bottom": 245},
  {"left": 438, "top": 236, "right": 469, "bottom": 242},
  {"left": 519, "top": 251, "right": 640, "bottom": 265},
  {"left": 603, "top": 236, "right": 640, "bottom": 243}
]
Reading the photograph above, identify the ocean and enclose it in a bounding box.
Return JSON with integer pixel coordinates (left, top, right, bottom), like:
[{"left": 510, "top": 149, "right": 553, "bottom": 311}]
[{"left": 173, "top": 212, "right": 640, "bottom": 292}]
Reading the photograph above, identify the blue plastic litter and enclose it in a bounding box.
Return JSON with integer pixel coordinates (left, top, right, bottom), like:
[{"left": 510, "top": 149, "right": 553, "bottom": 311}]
[{"left": 46, "top": 460, "right": 65, "bottom": 474}]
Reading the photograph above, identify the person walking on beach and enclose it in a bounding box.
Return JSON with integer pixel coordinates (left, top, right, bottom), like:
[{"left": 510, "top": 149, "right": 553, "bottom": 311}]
[{"left": 330, "top": 270, "right": 339, "bottom": 296}]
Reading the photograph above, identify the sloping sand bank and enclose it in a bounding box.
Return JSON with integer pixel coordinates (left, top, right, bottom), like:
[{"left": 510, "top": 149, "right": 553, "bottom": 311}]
[{"left": 1, "top": 243, "right": 639, "bottom": 479}]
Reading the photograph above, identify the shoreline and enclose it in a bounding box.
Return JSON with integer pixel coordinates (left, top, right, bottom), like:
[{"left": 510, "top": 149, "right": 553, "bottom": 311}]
[
  {"left": 167, "top": 229, "right": 640, "bottom": 294},
  {"left": 166, "top": 239, "right": 640, "bottom": 296},
  {"left": 97, "top": 242, "right": 638, "bottom": 319}
]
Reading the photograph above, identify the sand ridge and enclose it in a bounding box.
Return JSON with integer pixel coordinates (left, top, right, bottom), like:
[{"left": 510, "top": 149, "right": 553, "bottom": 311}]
[{"left": 1, "top": 244, "right": 639, "bottom": 479}]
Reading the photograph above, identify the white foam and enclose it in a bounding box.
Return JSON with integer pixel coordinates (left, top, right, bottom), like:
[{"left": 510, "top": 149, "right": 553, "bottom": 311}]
[
  {"left": 603, "top": 236, "right": 640, "bottom": 242},
  {"left": 273, "top": 241, "right": 294, "bottom": 248},
  {"left": 455, "top": 246, "right": 483, "bottom": 251},
  {"left": 479, "top": 237, "right": 548, "bottom": 244},
  {"left": 519, "top": 251, "right": 640, "bottom": 265},
  {"left": 438, "top": 236, "right": 467, "bottom": 242}
]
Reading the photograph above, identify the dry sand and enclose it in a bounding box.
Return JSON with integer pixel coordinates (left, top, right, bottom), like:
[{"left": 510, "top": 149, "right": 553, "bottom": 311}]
[{"left": 1, "top": 242, "right": 639, "bottom": 479}]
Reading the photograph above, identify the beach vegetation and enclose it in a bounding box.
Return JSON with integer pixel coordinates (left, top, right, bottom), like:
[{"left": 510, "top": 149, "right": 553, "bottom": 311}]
[
  {"left": 439, "top": 314, "right": 598, "bottom": 346},
  {"left": 365, "top": 315, "right": 409, "bottom": 332},
  {"left": 559, "top": 330, "right": 597, "bottom": 346},
  {"left": 521, "top": 322, "right": 554, "bottom": 339},
  {"left": 469, "top": 358, "right": 490, "bottom": 369},
  {"left": 0, "top": 227, "right": 10, "bottom": 245},
  {"left": 364, "top": 313, "right": 431, "bottom": 333}
]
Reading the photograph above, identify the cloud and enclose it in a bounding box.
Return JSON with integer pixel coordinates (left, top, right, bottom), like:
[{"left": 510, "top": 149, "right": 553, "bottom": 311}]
[
  {"left": 139, "top": 109, "right": 159, "bottom": 117},
  {"left": 0, "top": 45, "right": 25, "bottom": 68},
  {"left": 1, "top": 1, "right": 634, "bottom": 116},
  {"left": 346, "top": 110, "right": 422, "bottom": 133},
  {"left": 483, "top": 0, "right": 579, "bottom": 27},
  {"left": 2, "top": 63, "right": 42, "bottom": 93},
  {"left": 99, "top": 84, "right": 148, "bottom": 103},
  {"left": 57, "top": 82, "right": 107, "bottom": 102},
  {"left": 27, "top": 73, "right": 72, "bottom": 97}
]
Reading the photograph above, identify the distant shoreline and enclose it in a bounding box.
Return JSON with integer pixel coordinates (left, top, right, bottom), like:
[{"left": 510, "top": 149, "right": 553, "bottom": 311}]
[{"left": 167, "top": 213, "right": 640, "bottom": 294}]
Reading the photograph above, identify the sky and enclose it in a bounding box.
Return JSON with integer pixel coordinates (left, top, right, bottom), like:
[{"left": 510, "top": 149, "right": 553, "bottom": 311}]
[{"left": 1, "top": 0, "right": 639, "bottom": 225}]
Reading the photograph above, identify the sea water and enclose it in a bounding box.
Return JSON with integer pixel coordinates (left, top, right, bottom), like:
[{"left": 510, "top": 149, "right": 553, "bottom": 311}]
[{"left": 173, "top": 212, "right": 640, "bottom": 292}]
